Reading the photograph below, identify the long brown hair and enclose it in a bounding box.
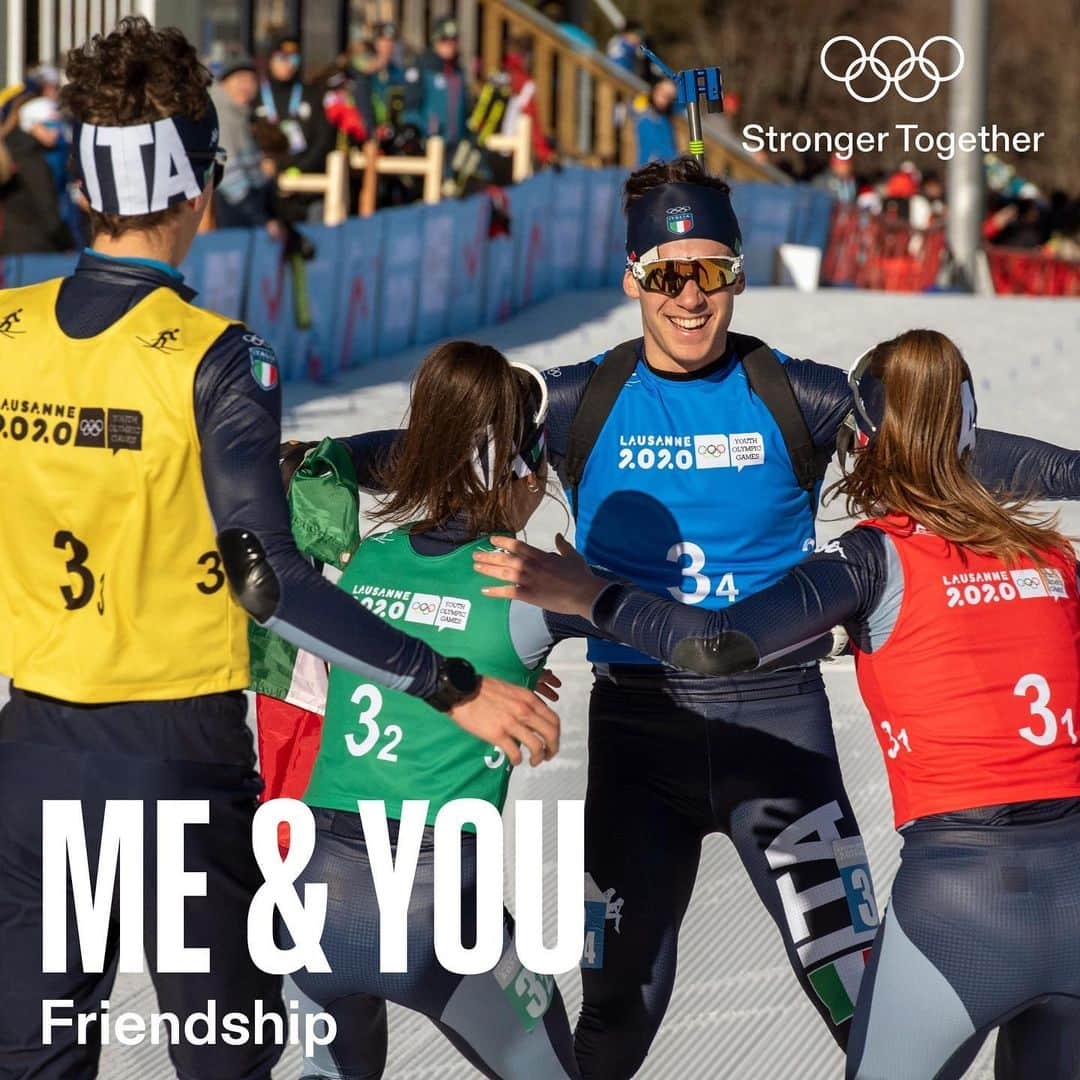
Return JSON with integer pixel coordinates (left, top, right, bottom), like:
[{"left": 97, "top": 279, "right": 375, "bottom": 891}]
[
  {"left": 373, "top": 341, "right": 545, "bottom": 535},
  {"left": 832, "top": 329, "right": 1073, "bottom": 565}
]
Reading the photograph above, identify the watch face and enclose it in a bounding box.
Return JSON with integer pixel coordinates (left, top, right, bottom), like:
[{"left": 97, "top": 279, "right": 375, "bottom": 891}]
[{"left": 446, "top": 657, "right": 478, "bottom": 695}]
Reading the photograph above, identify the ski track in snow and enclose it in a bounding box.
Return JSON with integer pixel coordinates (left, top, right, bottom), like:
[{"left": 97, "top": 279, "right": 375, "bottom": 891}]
[{"left": 9, "top": 287, "right": 1078, "bottom": 1078}]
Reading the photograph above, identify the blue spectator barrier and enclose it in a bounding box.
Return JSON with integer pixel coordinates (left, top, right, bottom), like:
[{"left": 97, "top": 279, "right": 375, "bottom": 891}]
[
  {"left": 1, "top": 257, "right": 20, "bottom": 289},
  {"left": 415, "top": 202, "right": 458, "bottom": 343},
  {"left": 484, "top": 234, "right": 515, "bottom": 327},
  {"left": 579, "top": 168, "right": 622, "bottom": 289},
  {"left": 511, "top": 171, "right": 557, "bottom": 313},
  {"left": 180, "top": 227, "right": 251, "bottom": 320},
  {"left": 17, "top": 252, "right": 77, "bottom": 285},
  {"left": 330, "top": 213, "right": 383, "bottom": 371},
  {"left": 375, "top": 203, "right": 424, "bottom": 357},
  {"left": 5, "top": 170, "right": 833, "bottom": 380},
  {"left": 447, "top": 196, "right": 491, "bottom": 338},
  {"left": 294, "top": 223, "right": 345, "bottom": 381}
]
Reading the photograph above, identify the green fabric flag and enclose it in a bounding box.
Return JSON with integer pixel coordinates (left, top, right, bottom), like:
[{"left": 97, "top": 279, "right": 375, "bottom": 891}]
[{"left": 248, "top": 437, "right": 362, "bottom": 705}]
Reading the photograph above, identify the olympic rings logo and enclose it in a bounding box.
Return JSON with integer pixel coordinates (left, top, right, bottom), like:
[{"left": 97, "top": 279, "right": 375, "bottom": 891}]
[
  {"left": 80, "top": 419, "right": 104, "bottom": 437},
  {"left": 820, "top": 35, "right": 964, "bottom": 103},
  {"left": 412, "top": 601, "right": 438, "bottom": 614},
  {"left": 1013, "top": 575, "right": 1042, "bottom": 590},
  {"left": 699, "top": 444, "right": 727, "bottom": 456}
]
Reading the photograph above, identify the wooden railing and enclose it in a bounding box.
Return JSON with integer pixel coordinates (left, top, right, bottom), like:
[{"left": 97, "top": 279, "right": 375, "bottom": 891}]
[
  {"left": 475, "top": 0, "right": 786, "bottom": 181},
  {"left": 280, "top": 0, "right": 786, "bottom": 222},
  {"left": 277, "top": 119, "right": 533, "bottom": 224}
]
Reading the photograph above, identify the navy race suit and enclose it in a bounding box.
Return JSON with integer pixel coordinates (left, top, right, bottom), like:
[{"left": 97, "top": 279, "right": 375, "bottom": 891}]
[
  {"left": 338, "top": 333, "right": 1080, "bottom": 1079},
  {"left": 588, "top": 525, "right": 1080, "bottom": 1080}
]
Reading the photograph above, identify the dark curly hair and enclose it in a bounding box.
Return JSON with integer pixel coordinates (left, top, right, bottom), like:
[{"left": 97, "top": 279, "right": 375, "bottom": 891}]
[
  {"left": 623, "top": 156, "right": 731, "bottom": 212},
  {"left": 61, "top": 16, "right": 213, "bottom": 239}
]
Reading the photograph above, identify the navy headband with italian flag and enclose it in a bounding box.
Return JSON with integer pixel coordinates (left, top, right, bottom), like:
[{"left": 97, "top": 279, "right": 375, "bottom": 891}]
[
  {"left": 626, "top": 182, "right": 742, "bottom": 262},
  {"left": 72, "top": 101, "right": 220, "bottom": 216}
]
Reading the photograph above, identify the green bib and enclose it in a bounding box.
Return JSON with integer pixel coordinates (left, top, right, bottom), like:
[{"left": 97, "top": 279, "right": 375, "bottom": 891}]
[{"left": 305, "top": 529, "right": 541, "bottom": 827}]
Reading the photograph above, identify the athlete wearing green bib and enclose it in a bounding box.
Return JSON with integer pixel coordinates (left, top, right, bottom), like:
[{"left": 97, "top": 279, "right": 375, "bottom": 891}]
[
  {"left": 309, "top": 529, "right": 541, "bottom": 825},
  {"left": 283, "top": 343, "right": 592, "bottom": 1080}
]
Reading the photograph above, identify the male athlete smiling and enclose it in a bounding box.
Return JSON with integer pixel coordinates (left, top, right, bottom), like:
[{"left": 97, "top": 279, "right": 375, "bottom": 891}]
[
  {"left": 626, "top": 224, "right": 742, "bottom": 361},
  {"left": 525, "top": 156, "right": 1080, "bottom": 1078},
  {"left": 337, "top": 155, "right": 1080, "bottom": 1079}
]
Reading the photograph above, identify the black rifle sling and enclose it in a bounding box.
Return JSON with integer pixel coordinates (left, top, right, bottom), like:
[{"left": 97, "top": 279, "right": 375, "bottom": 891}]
[
  {"left": 738, "top": 337, "right": 825, "bottom": 503},
  {"left": 563, "top": 338, "right": 641, "bottom": 517},
  {"left": 563, "top": 336, "right": 824, "bottom": 516}
]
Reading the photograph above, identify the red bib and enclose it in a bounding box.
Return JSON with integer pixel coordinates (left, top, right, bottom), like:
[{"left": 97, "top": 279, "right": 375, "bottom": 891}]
[{"left": 853, "top": 515, "right": 1080, "bottom": 827}]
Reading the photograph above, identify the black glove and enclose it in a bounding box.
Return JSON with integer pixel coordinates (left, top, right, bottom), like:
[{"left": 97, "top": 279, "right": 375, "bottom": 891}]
[{"left": 279, "top": 440, "right": 318, "bottom": 489}]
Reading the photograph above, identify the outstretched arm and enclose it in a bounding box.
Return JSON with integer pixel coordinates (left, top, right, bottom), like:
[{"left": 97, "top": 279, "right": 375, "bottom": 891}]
[
  {"left": 335, "top": 429, "right": 400, "bottom": 492},
  {"left": 592, "top": 555, "right": 867, "bottom": 675},
  {"left": 787, "top": 358, "right": 1080, "bottom": 499},
  {"left": 334, "top": 358, "right": 599, "bottom": 493},
  {"left": 971, "top": 429, "right": 1080, "bottom": 501},
  {"left": 476, "top": 531, "right": 886, "bottom": 675},
  {"left": 195, "top": 330, "right": 560, "bottom": 765}
]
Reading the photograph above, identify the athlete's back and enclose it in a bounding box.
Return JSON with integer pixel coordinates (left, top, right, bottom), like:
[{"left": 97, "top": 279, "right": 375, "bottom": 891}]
[{"left": 0, "top": 277, "right": 248, "bottom": 701}]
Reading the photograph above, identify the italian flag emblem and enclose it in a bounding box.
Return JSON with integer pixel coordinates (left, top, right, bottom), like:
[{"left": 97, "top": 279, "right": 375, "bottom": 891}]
[
  {"left": 808, "top": 948, "right": 871, "bottom": 1024},
  {"left": 666, "top": 206, "right": 694, "bottom": 234},
  {"left": 250, "top": 347, "right": 279, "bottom": 390}
]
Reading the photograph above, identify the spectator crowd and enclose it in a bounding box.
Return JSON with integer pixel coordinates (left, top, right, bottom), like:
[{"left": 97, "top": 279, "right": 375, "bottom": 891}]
[
  {"left": 805, "top": 151, "right": 1080, "bottom": 262},
  {"left": 0, "top": 14, "right": 567, "bottom": 255},
  {"left": 2, "top": 6, "right": 1077, "bottom": 273}
]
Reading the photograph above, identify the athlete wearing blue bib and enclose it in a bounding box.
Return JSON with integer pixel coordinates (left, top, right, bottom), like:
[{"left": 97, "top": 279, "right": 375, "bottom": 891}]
[{"left": 575, "top": 338, "right": 815, "bottom": 666}]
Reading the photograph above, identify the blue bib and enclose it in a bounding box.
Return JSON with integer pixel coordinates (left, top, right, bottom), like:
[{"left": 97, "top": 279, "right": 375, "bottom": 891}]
[{"left": 572, "top": 347, "right": 817, "bottom": 664}]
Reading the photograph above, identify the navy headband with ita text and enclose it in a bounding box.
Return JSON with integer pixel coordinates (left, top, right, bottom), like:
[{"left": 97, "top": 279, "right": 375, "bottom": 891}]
[
  {"left": 72, "top": 100, "right": 220, "bottom": 216},
  {"left": 625, "top": 182, "right": 742, "bottom": 261}
]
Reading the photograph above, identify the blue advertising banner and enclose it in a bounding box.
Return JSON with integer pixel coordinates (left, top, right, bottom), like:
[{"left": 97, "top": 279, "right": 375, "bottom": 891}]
[
  {"left": 414, "top": 203, "right": 457, "bottom": 343},
  {"left": 331, "top": 213, "right": 383, "bottom": 372},
  {"left": 788, "top": 186, "right": 835, "bottom": 251},
  {"left": 732, "top": 182, "right": 796, "bottom": 286},
  {"left": 18, "top": 252, "right": 78, "bottom": 286},
  {"left": 0, "top": 256, "right": 20, "bottom": 289},
  {"left": 607, "top": 168, "right": 628, "bottom": 283},
  {"left": 446, "top": 194, "right": 490, "bottom": 338},
  {"left": 375, "top": 203, "right": 423, "bottom": 357},
  {"left": 581, "top": 169, "right": 622, "bottom": 289},
  {"left": 293, "top": 223, "right": 345, "bottom": 381},
  {"left": 244, "top": 230, "right": 297, "bottom": 376},
  {"left": 181, "top": 228, "right": 251, "bottom": 319},
  {"left": 484, "top": 234, "right": 515, "bottom": 326},
  {"left": 512, "top": 171, "right": 556, "bottom": 312},
  {"left": 549, "top": 168, "right": 588, "bottom": 292}
]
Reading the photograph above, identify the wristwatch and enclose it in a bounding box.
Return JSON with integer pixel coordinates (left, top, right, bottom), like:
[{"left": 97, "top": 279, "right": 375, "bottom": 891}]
[{"left": 424, "top": 657, "right": 480, "bottom": 712}]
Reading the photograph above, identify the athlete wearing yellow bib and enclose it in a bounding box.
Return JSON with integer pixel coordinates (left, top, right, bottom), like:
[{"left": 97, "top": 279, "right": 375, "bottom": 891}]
[
  {"left": 0, "top": 18, "right": 557, "bottom": 1079},
  {"left": 0, "top": 277, "right": 248, "bottom": 701}
]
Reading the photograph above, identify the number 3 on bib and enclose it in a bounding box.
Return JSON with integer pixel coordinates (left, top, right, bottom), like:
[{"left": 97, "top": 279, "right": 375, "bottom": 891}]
[
  {"left": 345, "top": 683, "right": 403, "bottom": 761},
  {"left": 1014, "top": 672, "right": 1077, "bottom": 748},
  {"left": 666, "top": 541, "right": 739, "bottom": 605}
]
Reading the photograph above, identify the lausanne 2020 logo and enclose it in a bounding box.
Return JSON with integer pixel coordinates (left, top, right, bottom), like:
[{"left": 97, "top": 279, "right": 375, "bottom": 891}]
[{"left": 820, "top": 36, "right": 965, "bottom": 103}]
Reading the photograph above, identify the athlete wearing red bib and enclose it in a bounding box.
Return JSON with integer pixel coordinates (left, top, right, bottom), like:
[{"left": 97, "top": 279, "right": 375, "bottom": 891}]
[{"left": 854, "top": 514, "right": 1080, "bottom": 828}]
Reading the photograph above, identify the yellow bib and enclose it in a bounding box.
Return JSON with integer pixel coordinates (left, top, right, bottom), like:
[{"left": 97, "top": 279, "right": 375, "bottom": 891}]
[{"left": 0, "top": 278, "right": 250, "bottom": 702}]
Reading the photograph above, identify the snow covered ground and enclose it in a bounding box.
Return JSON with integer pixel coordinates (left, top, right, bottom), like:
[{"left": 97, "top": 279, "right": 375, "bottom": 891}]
[{"left": 9, "top": 285, "right": 1079, "bottom": 1078}]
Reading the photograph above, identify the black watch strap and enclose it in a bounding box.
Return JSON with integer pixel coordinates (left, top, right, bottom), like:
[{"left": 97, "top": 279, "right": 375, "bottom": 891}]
[{"left": 424, "top": 656, "right": 480, "bottom": 713}]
